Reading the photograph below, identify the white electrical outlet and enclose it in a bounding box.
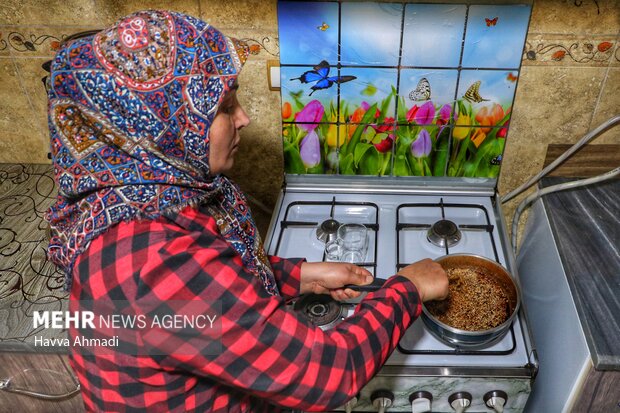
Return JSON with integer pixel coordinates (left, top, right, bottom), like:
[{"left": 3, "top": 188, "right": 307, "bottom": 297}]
[{"left": 267, "top": 60, "right": 280, "bottom": 91}]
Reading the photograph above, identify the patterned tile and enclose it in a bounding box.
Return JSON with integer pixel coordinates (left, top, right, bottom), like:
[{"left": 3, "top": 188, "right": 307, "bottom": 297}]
[
  {"left": 0, "top": 163, "right": 67, "bottom": 347},
  {"left": 0, "top": 59, "right": 49, "bottom": 163},
  {"left": 523, "top": 34, "right": 618, "bottom": 66},
  {"left": 497, "top": 64, "right": 609, "bottom": 228},
  {"left": 91, "top": 0, "right": 201, "bottom": 26},
  {"left": 611, "top": 34, "right": 620, "bottom": 67},
  {"left": 13, "top": 57, "right": 50, "bottom": 156},
  {"left": 0, "top": 0, "right": 99, "bottom": 25},
  {"left": 509, "top": 65, "right": 606, "bottom": 146},
  {"left": 199, "top": 0, "right": 277, "bottom": 31},
  {"left": 1, "top": 26, "right": 98, "bottom": 58},
  {"left": 590, "top": 68, "right": 620, "bottom": 144},
  {"left": 529, "top": 0, "right": 620, "bottom": 35},
  {"left": 0, "top": 33, "right": 9, "bottom": 57},
  {"left": 221, "top": 29, "right": 279, "bottom": 60},
  {"left": 497, "top": 138, "right": 538, "bottom": 239}
]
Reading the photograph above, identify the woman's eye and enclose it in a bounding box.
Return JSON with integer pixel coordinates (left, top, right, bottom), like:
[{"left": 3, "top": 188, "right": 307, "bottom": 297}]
[{"left": 221, "top": 105, "right": 235, "bottom": 114}]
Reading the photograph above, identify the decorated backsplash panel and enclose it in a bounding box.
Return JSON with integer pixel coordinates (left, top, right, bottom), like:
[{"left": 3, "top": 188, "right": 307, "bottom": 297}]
[{"left": 278, "top": 1, "right": 531, "bottom": 178}]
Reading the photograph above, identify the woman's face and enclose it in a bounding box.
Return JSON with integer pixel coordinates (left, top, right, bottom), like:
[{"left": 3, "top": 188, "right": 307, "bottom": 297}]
[{"left": 208, "top": 87, "right": 250, "bottom": 175}]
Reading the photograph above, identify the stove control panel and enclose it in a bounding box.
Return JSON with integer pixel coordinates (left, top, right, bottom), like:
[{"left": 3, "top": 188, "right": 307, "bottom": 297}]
[
  {"left": 343, "top": 394, "right": 359, "bottom": 413},
  {"left": 322, "top": 375, "right": 530, "bottom": 412},
  {"left": 409, "top": 391, "right": 433, "bottom": 413},
  {"left": 484, "top": 390, "right": 508, "bottom": 412},
  {"left": 370, "top": 390, "right": 394, "bottom": 413},
  {"left": 448, "top": 392, "right": 472, "bottom": 413}
]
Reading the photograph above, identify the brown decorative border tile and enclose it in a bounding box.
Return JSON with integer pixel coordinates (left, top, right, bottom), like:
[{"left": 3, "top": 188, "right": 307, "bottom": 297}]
[
  {"left": 522, "top": 35, "right": 618, "bottom": 66},
  {"left": 210, "top": 28, "right": 279, "bottom": 59},
  {"left": 1, "top": 27, "right": 99, "bottom": 57},
  {"left": 0, "top": 31, "right": 10, "bottom": 57},
  {"left": 235, "top": 32, "right": 279, "bottom": 59},
  {"left": 0, "top": 26, "right": 280, "bottom": 60},
  {"left": 0, "top": 29, "right": 63, "bottom": 56},
  {"left": 611, "top": 36, "right": 620, "bottom": 67}
]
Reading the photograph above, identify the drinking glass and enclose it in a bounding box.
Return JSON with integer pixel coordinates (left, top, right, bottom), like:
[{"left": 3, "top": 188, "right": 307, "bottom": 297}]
[{"left": 336, "top": 223, "right": 368, "bottom": 263}]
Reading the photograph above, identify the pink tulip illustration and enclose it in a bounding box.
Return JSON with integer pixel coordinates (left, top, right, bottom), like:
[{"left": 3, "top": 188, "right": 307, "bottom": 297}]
[
  {"left": 295, "top": 100, "right": 324, "bottom": 132},
  {"left": 437, "top": 104, "right": 453, "bottom": 126},
  {"left": 415, "top": 101, "right": 435, "bottom": 125}
]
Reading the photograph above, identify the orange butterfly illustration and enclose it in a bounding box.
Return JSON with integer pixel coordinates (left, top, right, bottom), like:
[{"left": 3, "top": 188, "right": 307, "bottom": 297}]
[
  {"left": 317, "top": 22, "right": 329, "bottom": 31},
  {"left": 485, "top": 17, "right": 498, "bottom": 27},
  {"left": 507, "top": 72, "right": 518, "bottom": 82}
]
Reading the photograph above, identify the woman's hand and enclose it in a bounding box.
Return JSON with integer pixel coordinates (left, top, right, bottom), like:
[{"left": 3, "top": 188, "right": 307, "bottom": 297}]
[
  {"left": 299, "top": 262, "right": 374, "bottom": 301},
  {"left": 397, "top": 258, "right": 449, "bottom": 302}
]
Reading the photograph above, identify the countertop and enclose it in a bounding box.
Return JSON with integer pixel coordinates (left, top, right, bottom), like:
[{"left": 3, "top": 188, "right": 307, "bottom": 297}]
[
  {"left": 0, "top": 163, "right": 68, "bottom": 353},
  {"left": 539, "top": 176, "right": 620, "bottom": 370}
]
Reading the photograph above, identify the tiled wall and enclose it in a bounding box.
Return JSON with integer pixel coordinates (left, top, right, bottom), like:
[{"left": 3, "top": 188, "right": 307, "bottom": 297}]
[
  {"left": 277, "top": 2, "right": 530, "bottom": 178},
  {"left": 1, "top": 0, "right": 618, "bottom": 234}
]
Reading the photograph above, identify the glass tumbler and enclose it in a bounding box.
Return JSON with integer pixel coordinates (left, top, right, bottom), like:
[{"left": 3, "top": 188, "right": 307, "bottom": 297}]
[
  {"left": 325, "top": 239, "right": 343, "bottom": 261},
  {"left": 336, "top": 223, "right": 368, "bottom": 263}
]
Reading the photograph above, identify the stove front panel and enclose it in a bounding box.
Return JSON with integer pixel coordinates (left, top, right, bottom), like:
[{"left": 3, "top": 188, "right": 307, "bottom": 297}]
[{"left": 325, "top": 375, "right": 531, "bottom": 412}]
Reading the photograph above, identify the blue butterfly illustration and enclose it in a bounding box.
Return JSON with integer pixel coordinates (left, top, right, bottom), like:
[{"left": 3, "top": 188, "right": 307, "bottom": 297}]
[
  {"left": 291, "top": 60, "right": 356, "bottom": 96},
  {"left": 490, "top": 155, "right": 502, "bottom": 165}
]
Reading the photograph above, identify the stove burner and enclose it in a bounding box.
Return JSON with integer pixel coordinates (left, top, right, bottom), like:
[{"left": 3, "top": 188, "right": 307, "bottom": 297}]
[
  {"left": 427, "top": 219, "right": 462, "bottom": 248},
  {"left": 294, "top": 294, "right": 343, "bottom": 330},
  {"left": 316, "top": 219, "right": 341, "bottom": 243}
]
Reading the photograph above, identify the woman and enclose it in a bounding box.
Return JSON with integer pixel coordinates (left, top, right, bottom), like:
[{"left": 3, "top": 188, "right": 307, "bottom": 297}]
[{"left": 45, "top": 10, "right": 448, "bottom": 413}]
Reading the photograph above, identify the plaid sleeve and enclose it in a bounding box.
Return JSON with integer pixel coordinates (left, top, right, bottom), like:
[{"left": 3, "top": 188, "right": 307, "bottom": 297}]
[
  {"left": 268, "top": 256, "right": 305, "bottom": 300},
  {"left": 147, "top": 210, "right": 422, "bottom": 411}
]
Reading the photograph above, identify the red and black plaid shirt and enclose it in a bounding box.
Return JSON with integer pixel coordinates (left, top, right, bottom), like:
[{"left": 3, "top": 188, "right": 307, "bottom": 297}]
[{"left": 68, "top": 205, "right": 421, "bottom": 412}]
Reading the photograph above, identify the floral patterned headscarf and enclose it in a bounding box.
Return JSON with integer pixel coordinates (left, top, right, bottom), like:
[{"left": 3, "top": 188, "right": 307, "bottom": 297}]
[{"left": 45, "top": 10, "right": 278, "bottom": 295}]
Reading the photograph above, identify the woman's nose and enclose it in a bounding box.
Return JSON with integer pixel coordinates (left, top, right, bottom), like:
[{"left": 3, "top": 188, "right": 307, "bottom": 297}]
[{"left": 236, "top": 106, "right": 251, "bottom": 129}]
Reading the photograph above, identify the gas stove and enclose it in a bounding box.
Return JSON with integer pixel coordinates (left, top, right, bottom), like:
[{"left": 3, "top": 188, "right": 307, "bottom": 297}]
[{"left": 265, "top": 176, "right": 538, "bottom": 413}]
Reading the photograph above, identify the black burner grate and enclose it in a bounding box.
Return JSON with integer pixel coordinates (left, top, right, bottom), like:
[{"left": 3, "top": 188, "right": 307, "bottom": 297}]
[
  {"left": 274, "top": 196, "right": 379, "bottom": 273},
  {"left": 294, "top": 294, "right": 343, "bottom": 328},
  {"left": 395, "top": 198, "right": 517, "bottom": 356}
]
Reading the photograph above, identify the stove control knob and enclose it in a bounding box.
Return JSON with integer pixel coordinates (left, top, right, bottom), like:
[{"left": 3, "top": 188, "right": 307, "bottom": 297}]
[
  {"left": 484, "top": 390, "right": 508, "bottom": 413},
  {"left": 371, "top": 389, "right": 394, "bottom": 413},
  {"left": 409, "top": 391, "right": 433, "bottom": 413},
  {"left": 343, "top": 394, "right": 359, "bottom": 413},
  {"left": 448, "top": 391, "right": 472, "bottom": 413}
]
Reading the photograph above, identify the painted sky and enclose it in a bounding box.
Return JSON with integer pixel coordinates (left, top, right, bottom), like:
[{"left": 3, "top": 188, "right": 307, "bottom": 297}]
[
  {"left": 340, "top": 2, "right": 403, "bottom": 66},
  {"left": 401, "top": 4, "right": 466, "bottom": 68},
  {"left": 399, "top": 69, "right": 459, "bottom": 109},
  {"left": 462, "top": 5, "right": 532, "bottom": 69},
  {"left": 278, "top": 2, "right": 529, "bottom": 117},
  {"left": 458, "top": 70, "right": 518, "bottom": 107},
  {"left": 339, "top": 68, "right": 397, "bottom": 113},
  {"left": 278, "top": 1, "right": 339, "bottom": 65}
]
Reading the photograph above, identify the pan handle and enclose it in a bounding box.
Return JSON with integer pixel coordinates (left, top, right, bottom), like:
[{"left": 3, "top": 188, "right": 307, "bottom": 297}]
[{"left": 344, "top": 277, "right": 388, "bottom": 292}]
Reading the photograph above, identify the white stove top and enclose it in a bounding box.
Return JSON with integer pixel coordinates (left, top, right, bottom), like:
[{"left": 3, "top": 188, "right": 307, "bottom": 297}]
[{"left": 265, "top": 187, "right": 532, "bottom": 370}]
